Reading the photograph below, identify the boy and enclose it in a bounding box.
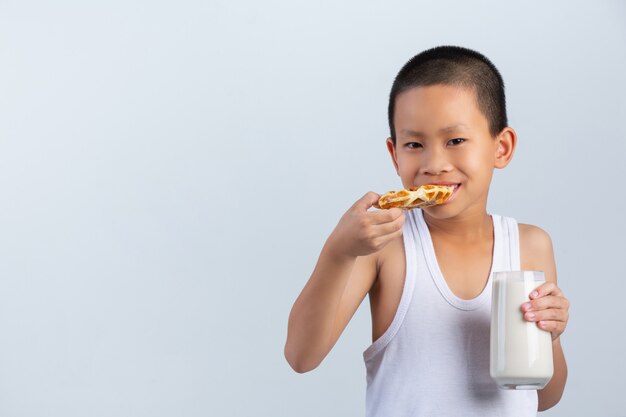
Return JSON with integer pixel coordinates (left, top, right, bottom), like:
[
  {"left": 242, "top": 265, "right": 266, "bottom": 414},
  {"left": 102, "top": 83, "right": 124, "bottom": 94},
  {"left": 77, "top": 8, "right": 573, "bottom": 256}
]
[{"left": 285, "top": 46, "right": 569, "bottom": 416}]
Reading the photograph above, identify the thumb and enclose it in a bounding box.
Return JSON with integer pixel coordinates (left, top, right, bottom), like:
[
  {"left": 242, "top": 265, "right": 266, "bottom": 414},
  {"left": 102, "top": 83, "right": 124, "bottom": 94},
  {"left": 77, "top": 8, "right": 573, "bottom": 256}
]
[{"left": 354, "top": 192, "right": 381, "bottom": 211}]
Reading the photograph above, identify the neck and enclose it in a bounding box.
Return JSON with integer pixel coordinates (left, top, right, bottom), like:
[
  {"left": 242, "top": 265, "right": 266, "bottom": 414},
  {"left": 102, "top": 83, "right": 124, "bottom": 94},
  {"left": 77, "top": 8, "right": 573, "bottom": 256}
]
[{"left": 422, "top": 208, "right": 493, "bottom": 242}]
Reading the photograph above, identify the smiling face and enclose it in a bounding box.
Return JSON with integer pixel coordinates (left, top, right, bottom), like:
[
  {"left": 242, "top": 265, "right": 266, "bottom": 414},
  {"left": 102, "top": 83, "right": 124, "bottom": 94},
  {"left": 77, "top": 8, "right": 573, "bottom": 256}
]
[{"left": 387, "top": 84, "right": 516, "bottom": 220}]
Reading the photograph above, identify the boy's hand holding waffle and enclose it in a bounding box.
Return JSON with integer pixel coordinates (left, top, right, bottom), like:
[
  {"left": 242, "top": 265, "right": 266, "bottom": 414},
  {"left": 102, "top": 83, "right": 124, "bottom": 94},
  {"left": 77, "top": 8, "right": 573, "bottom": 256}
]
[
  {"left": 327, "top": 185, "right": 452, "bottom": 258},
  {"left": 327, "top": 192, "right": 405, "bottom": 258}
]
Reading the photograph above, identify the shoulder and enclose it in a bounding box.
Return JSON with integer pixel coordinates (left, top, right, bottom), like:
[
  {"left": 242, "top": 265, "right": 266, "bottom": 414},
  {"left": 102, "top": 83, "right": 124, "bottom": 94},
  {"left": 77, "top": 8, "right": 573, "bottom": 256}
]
[
  {"left": 518, "top": 223, "right": 557, "bottom": 281},
  {"left": 519, "top": 223, "right": 553, "bottom": 251}
]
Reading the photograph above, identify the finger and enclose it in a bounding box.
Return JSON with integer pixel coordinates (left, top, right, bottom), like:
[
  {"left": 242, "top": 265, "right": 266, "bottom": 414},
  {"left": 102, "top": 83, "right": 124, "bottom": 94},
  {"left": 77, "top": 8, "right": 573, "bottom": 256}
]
[
  {"left": 523, "top": 307, "right": 568, "bottom": 324},
  {"left": 536, "top": 320, "right": 565, "bottom": 339},
  {"left": 354, "top": 192, "right": 381, "bottom": 211},
  {"left": 523, "top": 295, "right": 569, "bottom": 313},
  {"left": 369, "top": 207, "right": 404, "bottom": 225},
  {"left": 372, "top": 227, "right": 404, "bottom": 250},
  {"left": 530, "top": 282, "right": 562, "bottom": 299},
  {"left": 373, "top": 211, "right": 405, "bottom": 235}
]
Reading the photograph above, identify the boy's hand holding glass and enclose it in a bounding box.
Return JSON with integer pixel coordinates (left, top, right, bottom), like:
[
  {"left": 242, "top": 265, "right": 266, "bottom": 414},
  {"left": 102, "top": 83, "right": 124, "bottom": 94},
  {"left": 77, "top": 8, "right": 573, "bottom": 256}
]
[
  {"left": 326, "top": 192, "right": 405, "bottom": 259},
  {"left": 521, "top": 282, "right": 570, "bottom": 341}
]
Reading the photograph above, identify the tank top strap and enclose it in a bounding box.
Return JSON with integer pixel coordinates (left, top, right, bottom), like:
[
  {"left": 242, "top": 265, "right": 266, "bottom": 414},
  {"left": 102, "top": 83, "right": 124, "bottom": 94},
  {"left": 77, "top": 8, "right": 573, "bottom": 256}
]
[{"left": 496, "top": 214, "right": 521, "bottom": 271}]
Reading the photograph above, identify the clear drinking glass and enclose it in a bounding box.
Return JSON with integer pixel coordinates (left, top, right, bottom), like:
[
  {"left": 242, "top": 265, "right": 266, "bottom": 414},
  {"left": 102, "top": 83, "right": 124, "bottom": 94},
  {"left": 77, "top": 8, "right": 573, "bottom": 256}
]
[{"left": 490, "top": 271, "right": 554, "bottom": 389}]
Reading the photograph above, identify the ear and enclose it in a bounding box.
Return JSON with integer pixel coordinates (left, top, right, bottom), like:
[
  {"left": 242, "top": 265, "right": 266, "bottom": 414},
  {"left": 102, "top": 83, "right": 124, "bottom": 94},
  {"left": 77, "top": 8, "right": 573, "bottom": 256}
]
[
  {"left": 494, "top": 127, "right": 517, "bottom": 169},
  {"left": 386, "top": 137, "right": 400, "bottom": 175}
]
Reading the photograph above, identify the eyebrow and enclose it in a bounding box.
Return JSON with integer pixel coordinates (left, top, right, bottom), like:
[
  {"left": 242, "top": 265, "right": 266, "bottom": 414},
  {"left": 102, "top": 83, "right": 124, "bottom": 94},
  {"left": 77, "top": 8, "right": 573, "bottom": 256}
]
[{"left": 400, "top": 123, "right": 468, "bottom": 138}]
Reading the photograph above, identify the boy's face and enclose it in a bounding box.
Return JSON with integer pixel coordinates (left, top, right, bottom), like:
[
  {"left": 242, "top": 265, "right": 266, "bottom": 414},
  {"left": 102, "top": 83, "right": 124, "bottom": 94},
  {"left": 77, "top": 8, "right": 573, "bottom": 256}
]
[{"left": 387, "top": 84, "right": 515, "bottom": 220}]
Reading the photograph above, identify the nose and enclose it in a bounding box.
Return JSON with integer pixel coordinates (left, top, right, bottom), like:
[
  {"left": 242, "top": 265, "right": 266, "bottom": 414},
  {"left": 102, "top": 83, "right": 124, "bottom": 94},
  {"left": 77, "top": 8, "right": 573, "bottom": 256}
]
[{"left": 420, "top": 146, "right": 453, "bottom": 176}]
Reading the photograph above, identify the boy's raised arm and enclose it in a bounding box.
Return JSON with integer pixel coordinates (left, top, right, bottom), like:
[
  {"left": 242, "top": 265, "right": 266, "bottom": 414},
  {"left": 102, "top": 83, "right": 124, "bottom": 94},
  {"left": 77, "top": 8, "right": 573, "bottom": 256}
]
[{"left": 284, "top": 192, "right": 405, "bottom": 373}]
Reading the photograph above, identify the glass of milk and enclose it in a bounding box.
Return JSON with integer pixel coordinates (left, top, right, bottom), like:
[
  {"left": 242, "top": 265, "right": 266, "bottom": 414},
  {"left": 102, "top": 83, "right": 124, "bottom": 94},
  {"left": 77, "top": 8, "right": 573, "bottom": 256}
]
[{"left": 490, "top": 271, "right": 554, "bottom": 389}]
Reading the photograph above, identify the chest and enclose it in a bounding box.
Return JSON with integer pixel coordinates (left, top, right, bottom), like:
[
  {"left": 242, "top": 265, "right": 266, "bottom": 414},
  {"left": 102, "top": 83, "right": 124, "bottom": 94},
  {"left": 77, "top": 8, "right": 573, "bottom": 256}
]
[{"left": 431, "top": 235, "right": 494, "bottom": 300}]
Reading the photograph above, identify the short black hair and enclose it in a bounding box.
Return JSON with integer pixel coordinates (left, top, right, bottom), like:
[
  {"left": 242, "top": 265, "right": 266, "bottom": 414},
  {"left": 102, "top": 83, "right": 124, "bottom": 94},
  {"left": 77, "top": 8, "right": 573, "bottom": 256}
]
[{"left": 388, "top": 45, "right": 507, "bottom": 144}]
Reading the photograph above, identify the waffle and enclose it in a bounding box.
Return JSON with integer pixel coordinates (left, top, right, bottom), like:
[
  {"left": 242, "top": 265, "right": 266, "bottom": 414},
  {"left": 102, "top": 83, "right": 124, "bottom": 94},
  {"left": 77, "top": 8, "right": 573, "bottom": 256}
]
[{"left": 378, "top": 185, "right": 454, "bottom": 210}]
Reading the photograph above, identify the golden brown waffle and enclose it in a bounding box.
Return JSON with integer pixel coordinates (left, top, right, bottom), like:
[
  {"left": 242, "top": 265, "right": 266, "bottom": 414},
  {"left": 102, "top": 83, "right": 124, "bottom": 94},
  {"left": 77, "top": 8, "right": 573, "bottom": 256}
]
[{"left": 378, "top": 185, "right": 454, "bottom": 209}]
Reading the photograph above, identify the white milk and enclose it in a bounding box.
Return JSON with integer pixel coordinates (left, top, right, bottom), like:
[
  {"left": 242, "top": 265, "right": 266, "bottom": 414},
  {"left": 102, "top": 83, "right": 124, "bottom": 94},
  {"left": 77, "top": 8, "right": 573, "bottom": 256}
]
[{"left": 490, "top": 271, "right": 554, "bottom": 389}]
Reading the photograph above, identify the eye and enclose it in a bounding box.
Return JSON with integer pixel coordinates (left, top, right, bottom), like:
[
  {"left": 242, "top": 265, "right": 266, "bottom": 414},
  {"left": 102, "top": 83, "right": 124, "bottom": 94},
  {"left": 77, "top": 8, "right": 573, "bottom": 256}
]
[
  {"left": 405, "top": 142, "right": 423, "bottom": 149},
  {"left": 448, "top": 138, "right": 466, "bottom": 146}
]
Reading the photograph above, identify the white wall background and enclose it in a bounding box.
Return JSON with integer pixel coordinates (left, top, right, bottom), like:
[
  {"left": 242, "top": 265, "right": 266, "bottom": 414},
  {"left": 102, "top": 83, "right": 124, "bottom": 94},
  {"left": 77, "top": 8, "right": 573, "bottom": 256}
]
[{"left": 1, "top": 0, "right": 625, "bottom": 416}]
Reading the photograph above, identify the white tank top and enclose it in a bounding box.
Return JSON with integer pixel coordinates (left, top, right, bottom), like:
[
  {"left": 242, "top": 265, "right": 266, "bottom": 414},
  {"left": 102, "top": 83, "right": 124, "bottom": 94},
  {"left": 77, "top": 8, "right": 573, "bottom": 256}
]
[{"left": 363, "top": 209, "right": 537, "bottom": 417}]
